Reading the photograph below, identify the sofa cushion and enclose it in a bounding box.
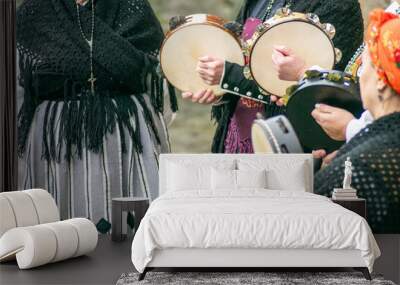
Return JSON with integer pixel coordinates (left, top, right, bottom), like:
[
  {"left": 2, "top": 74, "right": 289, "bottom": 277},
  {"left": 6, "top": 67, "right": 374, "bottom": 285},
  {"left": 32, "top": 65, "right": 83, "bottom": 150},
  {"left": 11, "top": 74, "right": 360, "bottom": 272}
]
[{"left": 0, "top": 189, "right": 59, "bottom": 238}]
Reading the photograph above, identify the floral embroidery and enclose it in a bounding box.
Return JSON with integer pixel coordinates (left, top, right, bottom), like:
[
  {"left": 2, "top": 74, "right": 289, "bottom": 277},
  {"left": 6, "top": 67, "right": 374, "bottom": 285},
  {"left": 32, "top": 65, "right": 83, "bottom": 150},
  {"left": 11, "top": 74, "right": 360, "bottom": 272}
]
[
  {"left": 240, "top": 97, "right": 264, "bottom": 108},
  {"left": 367, "top": 9, "right": 400, "bottom": 93},
  {"left": 395, "top": 48, "right": 400, "bottom": 68}
]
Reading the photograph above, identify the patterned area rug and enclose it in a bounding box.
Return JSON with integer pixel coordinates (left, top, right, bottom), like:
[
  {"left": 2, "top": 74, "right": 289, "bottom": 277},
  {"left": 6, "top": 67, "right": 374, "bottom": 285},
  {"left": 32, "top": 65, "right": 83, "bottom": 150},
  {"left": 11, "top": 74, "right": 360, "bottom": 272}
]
[{"left": 116, "top": 272, "right": 396, "bottom": 285}]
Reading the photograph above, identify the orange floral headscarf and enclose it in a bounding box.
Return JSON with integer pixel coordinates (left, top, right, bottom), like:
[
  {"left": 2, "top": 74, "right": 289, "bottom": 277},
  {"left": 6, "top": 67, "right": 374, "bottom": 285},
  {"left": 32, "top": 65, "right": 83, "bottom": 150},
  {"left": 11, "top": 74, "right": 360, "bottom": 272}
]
[{"left": 366, "top": 9, "right": 400, "bottom": 94}]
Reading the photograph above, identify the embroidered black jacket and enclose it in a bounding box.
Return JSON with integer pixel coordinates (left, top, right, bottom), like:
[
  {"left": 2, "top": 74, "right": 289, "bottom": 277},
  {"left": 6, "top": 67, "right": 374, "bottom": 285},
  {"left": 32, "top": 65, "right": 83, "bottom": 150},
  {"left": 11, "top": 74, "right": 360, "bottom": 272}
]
[{"left": 211, "top": 0, "right": 364, "bottom": 153}]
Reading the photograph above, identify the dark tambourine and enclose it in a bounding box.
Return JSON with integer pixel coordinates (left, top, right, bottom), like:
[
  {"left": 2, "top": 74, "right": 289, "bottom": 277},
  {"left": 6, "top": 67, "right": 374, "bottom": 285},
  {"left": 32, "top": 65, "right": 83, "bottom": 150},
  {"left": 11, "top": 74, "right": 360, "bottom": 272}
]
[{"left": 285, "top": 70, "right": 364, "bottom": 153}]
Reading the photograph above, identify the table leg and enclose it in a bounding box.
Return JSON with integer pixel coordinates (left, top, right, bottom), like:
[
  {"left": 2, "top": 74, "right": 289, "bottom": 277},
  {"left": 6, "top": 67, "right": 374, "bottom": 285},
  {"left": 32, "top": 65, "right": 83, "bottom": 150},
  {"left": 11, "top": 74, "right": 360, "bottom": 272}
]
[
  {"left": 134, "top": 201, "right": 149, "bottom": 230},
  {"left": 112, "top": 201, "right": 123, "bottom": 242}
]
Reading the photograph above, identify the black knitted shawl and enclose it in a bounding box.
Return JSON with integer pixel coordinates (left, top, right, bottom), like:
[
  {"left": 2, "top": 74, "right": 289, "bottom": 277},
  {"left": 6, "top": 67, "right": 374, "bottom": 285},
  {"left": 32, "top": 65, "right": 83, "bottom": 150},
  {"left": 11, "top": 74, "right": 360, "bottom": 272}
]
[
  {"left": 211, "top": 0, "right": 364, "bottom": 153},
  {"left": 315, "top": 112, "right": 400, "bottom": 234},
  {"left": 17, "top": 0, "right": 178, "bottom": 162}
]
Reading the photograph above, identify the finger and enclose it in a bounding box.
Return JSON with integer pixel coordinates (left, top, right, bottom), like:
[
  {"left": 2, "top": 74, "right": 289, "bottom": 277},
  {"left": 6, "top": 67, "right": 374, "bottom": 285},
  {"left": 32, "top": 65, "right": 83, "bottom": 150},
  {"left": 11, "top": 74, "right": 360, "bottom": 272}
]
[
  {"left": 270, "top": 95, "right": 278, "bottom": 102},
  {"left": 197, "top": 62, "right": 211, "bottom": 71},
  {"left": 198, "top": 74, "right": 210, "bottom": 84},
  {"left": 206, "top": 93, "right": 217, "bottom": 104},
  {"left": 198, "top": 70, "right": 213, "bottom": 80},
  {"left": 276, "top": 98, "right": 285, "bottom": 107},
  {"left": 199, "top": 56, "right": 216, "bottom": 63},
  {"left": 324, "top": 151, "right": 338, "bottom": 164},
  {"left": 272, "top": 50, "right": 284, "bottom": 66},
  {"left": 312, "top": 149, "right": 327, "bottom": 159},
  {"left": 314, "top": 103, "right": 337, "bottom": 114},
  {"left": 198, "top": 72, "right": 218, "bottom": 85},
  {"left": 199, "top": 90, "right": 213, "bottom": 104},
  {"left": 273, "top": 45, "right": 292, "bottom": 56},
  {"left": 198, "top": 74, "right": 218, "bottom": 85},
  {"left": 182, "top": 92, "right": 193, "bottom": 99},
  {"left": 324, "top": 154, "right": 335, "bottom": 164},
  {"left": 204, "top": 79, "right": 216, "bottom": 86},
  {"left": 311, "top": 109, "right": 331, "bottom": 124},
  {"left": 192, "top": 90, "right": 206, "bottom": 102},
  {"left": 198, "top": 68, "right": 217, "bottom": 78}
]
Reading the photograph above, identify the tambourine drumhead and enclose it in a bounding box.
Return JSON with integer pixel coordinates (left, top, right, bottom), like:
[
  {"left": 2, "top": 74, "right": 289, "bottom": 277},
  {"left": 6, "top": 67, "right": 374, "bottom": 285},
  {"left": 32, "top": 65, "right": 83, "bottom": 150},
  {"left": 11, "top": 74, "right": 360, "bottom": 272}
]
[
  {"left": 161, "top": 15, "right": 244, "bottom": 96},
  {"left": 252, "top": 116, "right": 303, "bottom": 154},
  {"left": 250, "top": 20, "right": 335, "bottom": 97}
]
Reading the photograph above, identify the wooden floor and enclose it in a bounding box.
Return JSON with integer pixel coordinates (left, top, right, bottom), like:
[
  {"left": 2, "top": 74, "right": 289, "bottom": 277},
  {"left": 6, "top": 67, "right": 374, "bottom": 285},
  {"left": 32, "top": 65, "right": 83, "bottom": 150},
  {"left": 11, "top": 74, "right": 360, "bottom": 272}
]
[
  {"left": 0, "top": 235, "right": 133, "bottom": 285},
  {"left": 1, "top": 235, "right": 398, "bottom": 284}
]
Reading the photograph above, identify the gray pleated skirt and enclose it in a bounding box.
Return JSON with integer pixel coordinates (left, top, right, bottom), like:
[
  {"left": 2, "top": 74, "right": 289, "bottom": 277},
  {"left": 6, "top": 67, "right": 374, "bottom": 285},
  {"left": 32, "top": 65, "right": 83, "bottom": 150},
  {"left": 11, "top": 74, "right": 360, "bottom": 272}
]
[{"left": 18, "top": 94, "right": 172, "bottom": 227}]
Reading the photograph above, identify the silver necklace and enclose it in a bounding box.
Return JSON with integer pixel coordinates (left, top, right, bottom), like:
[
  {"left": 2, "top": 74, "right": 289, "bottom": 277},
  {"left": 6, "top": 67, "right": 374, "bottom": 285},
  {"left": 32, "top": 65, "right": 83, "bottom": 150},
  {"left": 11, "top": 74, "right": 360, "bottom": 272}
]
[
  {"left": 76, "top": 0, "right": 96, "bottom": 94},
  {"left": 262, "top": 0, "right": 277, "bottom": 21},
  {"left": 262, "top": 0, "right": 294, "bottom": 21}
]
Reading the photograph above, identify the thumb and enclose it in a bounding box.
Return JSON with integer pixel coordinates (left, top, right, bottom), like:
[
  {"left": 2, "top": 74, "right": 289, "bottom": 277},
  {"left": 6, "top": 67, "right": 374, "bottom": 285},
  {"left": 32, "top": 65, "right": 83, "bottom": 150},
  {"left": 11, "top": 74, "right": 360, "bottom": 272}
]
[
  {"left": 315, "top": 103, "right": 337, "bottom": 114},
  {"left": 272, "top": 50, "right": 285, "bottom": 65},
  {"left": 273, "top": 45, "right": 293, "bottom": 56}
]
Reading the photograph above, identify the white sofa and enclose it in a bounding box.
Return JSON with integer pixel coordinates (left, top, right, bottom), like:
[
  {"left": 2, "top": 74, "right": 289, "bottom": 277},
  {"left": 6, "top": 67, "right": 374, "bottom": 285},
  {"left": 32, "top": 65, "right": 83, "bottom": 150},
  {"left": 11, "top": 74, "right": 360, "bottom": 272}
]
[{"left": 0, "top": 189, "right": 98, "bottom": 269}]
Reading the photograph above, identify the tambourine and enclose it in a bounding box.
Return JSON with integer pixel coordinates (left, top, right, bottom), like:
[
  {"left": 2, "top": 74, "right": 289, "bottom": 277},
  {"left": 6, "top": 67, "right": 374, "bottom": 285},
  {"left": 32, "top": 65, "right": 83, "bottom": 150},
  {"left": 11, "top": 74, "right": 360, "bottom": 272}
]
[
  {"left": 160, "top": 14, "right": 245, "bottom": 96},
  {"left": 246, "top": 8, "right": 341, "bottom": 97},
  {"left": 252, "top": 115, "right": 303, "bottom": 154},
  {"left": 284, "top": 70, "right": 364, "bottom": 153}
]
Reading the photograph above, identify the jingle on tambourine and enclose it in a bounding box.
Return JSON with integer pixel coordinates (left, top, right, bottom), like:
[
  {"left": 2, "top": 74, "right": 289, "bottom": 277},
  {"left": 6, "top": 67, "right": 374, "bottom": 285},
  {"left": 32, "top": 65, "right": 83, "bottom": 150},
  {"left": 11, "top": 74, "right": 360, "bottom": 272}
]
[
  {"left": 247, "top": 8, "right": 341, "bottom": 97},
  {"left": 160, "top": 14, "right": 245, "bottom": 96}
]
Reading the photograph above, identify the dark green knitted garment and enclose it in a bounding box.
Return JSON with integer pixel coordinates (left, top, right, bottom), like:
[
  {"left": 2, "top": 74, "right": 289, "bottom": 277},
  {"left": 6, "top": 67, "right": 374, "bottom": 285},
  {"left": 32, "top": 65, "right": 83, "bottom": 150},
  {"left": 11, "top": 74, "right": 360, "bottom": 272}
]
[
  {"left": 17, "top": 0, "right": 178, "bottom": 162},
  {"left": 211, "top": 0, "right": 364, "bottom": 153},
  {"left": 315, "top": 112, "right": 400, "bottom": 234}
]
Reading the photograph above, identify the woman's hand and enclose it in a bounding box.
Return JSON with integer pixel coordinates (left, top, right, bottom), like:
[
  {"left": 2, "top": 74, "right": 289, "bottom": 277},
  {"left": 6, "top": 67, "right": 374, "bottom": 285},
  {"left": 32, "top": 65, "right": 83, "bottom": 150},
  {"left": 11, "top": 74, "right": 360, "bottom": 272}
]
[
  {"left": 271, "top": 45, "right": 307, "bottom": 82},
  {"left": 269, "top": 46, "right": 307, "bottom": 107},
  {"left": 312, "top": 149, "right": 339, "bottom": 168},
  {"left": 311, "top": 104, "right": 355, "bottom": 141},
  {"left": 269, "top": 95, "right": 286, "bottom": 107},
  {"left": 196, "top": 56, "right": 225, "bottom": 86},
  {"left": 182, "top": 90, "right": 219, "bottom": 105},
  {"left": 76, "top": 0, "right": 89, "bottom": 6}
]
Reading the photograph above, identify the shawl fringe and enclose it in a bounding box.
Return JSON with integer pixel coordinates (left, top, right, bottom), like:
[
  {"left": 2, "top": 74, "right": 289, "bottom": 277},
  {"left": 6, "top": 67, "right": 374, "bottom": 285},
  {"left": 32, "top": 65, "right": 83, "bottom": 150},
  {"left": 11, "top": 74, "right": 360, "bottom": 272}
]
[{"left": 18, "top": 68, "right": 175, "bottom": 163}]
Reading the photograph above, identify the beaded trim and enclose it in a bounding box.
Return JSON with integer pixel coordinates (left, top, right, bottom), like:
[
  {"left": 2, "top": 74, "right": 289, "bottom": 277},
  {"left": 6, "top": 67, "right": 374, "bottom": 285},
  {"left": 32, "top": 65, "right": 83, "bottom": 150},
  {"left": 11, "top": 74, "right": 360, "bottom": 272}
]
[{"left": 345, "top": 5, "right": 400, "bottom": 75}]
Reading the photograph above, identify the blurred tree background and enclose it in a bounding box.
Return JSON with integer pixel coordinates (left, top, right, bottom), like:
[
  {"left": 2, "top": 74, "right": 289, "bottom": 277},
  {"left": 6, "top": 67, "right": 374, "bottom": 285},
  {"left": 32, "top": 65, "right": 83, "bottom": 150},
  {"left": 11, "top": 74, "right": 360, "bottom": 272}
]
[{"left": 15, "top": 0, "right": 391, "bottom": 153}]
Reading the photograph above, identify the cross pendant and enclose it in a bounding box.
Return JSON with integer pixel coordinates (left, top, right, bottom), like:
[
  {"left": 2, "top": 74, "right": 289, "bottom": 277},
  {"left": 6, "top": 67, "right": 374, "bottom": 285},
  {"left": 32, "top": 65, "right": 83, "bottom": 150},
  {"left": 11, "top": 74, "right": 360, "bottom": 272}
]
[{"left": 88, "top": 73, "right": 96, "bottom": 94}]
